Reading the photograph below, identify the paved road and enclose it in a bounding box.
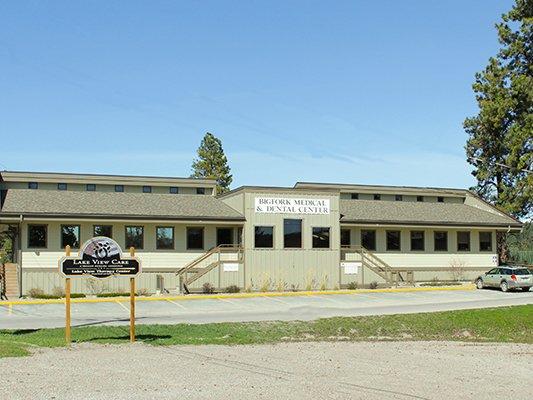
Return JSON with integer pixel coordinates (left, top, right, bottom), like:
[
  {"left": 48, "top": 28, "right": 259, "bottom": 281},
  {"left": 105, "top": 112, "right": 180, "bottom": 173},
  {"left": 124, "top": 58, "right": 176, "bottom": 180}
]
[{"left": 1, "top": 288, "right": 532, "bottom": 329}]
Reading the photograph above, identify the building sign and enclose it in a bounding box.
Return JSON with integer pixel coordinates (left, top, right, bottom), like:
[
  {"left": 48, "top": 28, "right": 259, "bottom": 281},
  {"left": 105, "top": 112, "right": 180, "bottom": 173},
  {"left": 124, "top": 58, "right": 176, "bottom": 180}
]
[
  {"left": 341, "top": 261, "right": 360, "bottom": 275},
  {"left": 59, "top": 237, "right": 141, "bottom": 278},
  {"left": 255, "top": 197, "right": 330, "bottom": 215},
  {"left": 223, "top": 262, "right": 239, "bottom": 272}
]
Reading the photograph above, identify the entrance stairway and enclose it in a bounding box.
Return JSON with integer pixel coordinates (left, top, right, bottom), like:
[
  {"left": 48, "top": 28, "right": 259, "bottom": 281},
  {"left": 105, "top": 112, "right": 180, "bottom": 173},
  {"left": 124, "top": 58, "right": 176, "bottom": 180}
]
[
  {"left": 341, "top": 246, "right": 414, "bottom": 286},
  {"left": 176, "top": 245, "right": 244, "bottom": 293}
]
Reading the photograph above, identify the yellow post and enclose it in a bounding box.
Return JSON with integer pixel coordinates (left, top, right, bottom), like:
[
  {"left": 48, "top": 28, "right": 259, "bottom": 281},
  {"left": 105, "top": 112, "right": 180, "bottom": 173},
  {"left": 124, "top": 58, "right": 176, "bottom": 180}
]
[
  {"left": 129, "top": 247, "right": 136, "bottom": 343},
  {"left": 65, "top": 245, "right": 71, "bottom": 345}
]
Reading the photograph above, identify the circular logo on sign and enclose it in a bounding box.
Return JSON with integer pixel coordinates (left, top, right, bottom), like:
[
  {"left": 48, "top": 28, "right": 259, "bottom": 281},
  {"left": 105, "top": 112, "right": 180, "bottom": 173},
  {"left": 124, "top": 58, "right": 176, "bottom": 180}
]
[{"left": 82, "top": 237, "right": 121, "bottom": 260}]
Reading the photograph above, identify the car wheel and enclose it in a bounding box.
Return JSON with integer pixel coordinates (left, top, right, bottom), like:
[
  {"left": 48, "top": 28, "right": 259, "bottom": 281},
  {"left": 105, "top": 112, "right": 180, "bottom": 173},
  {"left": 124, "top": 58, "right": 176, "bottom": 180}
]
[
  {"left": 476, "top": 279, "right": 484, "bottom": 289},
  {"left": 500, "top": 281, "right": 508, "bottom": 292},
  {"left": 523, "top": 287, "right": 531, "bottom": 292}
]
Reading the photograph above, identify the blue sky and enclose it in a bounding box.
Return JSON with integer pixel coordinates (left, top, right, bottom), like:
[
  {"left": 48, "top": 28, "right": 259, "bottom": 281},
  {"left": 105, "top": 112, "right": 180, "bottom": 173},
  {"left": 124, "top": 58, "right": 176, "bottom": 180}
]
[{"left": 0, "top": 1, "right": 513, "bottom": 189}]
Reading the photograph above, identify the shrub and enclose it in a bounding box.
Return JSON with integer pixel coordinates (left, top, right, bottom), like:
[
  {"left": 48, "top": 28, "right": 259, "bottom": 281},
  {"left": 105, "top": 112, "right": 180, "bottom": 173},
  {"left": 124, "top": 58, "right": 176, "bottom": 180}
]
[
  {"left": 369, "top": 281, "right": 379, "bottom": 289},
  {"left": 136, "top": 287, "right": 150, "bottom": 296},
  {"left": 289, "top": 284, "right": 299, "bottom": 292},
  {"left": 347, "top": 281, "right": 358, "bottom": 290},
  {"left": 202, "top": 282, "right": 215, "bottom": 294},
  {"left": 70, "top": 293, "right": 86, "bottom": 298},
  {"left": 319, "top": 274, "right": 329, "bottom": 291},
  {"left": 244, "top": 280, "right": 254, "bottom": 293},
  {"left": 86, "top": 279, "right": 108, "bottom": 295},
  {"left": 28, "top": 288, "right": 44, "bottom": 298},
  {"left": 96, "top": 292, "right": 129, "bottom": 298},
  {"left": 225, "top": 285, "right": 240, "bottom": 293},
  {"left": 259, "top": 274, "right": 272, "bottom": 292},
  {"left": 51, "top": 286, "right": 65, "bottom": 298},
  {"left": 275, "top": 279, "right": 287, "bottom": 292}
]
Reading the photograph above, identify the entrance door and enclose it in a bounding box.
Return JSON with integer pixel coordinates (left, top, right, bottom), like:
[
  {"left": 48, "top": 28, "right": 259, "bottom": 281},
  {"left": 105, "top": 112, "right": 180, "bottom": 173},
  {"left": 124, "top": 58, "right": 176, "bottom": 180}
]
[{"left": 216, "top": 228, "right": 234, "bottom": 246}]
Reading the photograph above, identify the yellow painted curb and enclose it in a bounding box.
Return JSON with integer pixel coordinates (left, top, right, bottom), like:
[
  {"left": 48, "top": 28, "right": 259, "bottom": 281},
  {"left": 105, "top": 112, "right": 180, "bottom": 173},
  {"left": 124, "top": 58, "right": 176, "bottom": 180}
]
[{"left": 0, "top": 285, "right": 475, "bottom": 307}]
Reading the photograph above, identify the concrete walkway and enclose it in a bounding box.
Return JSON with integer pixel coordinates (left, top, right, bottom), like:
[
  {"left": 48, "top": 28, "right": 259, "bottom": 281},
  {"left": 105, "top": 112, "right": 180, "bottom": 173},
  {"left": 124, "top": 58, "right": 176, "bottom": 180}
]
[{"left": 1, "top": 287, "right": 531, "bottom": 329}]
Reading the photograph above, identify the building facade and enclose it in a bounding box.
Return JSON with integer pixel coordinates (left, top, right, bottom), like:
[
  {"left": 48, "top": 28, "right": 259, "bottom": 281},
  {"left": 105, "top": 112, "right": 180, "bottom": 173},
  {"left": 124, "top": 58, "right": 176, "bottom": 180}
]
[{"left": 0, "top": 171, "right": 522, "bottom": 297}]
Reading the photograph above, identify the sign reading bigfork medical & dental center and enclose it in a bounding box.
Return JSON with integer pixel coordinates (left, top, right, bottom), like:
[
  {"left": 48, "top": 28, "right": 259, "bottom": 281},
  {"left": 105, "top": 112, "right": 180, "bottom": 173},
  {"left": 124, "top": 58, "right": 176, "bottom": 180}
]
[
  {"left": 59, "top": 237, "right": 141, "bottom": 278},
  {"left": 255, "top": 197, "right": 330, "bottom": 215}
]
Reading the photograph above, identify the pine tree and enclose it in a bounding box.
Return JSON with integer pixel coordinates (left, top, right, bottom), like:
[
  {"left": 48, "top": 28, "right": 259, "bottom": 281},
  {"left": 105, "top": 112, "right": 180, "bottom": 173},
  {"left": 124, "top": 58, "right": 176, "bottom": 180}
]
[
  {"left": 191, "top": 132, "right": 233, "bottom": 194},
  {"left": 464, "top": 0, "right": 532, "bottom": 219}
]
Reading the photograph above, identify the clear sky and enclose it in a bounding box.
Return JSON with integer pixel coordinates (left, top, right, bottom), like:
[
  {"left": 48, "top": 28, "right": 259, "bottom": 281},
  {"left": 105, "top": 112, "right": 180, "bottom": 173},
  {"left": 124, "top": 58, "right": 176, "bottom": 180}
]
[{"left": 0, "top": 1, "right": 514, "bottom": 189}]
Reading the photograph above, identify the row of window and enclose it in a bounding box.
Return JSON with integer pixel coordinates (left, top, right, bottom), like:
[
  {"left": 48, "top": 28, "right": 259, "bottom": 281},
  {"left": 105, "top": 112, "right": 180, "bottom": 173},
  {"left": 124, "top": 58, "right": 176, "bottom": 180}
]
[
  {"left": 27, "top": 225, "right": 238, "bottom": 250},
  {"left": 341, "top": 229, "right": 493, "bottom": 252},
  {"left": 27, "top": 182, "right": 207, "bottom": 195},
  {"left": 350, "top": 193, "right": 445, "bottom": 202},
  {"left": 27, "top": 223, "right": 494, "bottom": 252},
  {"left": 254, "top": 219, "right": 331, "bottom": 249}
]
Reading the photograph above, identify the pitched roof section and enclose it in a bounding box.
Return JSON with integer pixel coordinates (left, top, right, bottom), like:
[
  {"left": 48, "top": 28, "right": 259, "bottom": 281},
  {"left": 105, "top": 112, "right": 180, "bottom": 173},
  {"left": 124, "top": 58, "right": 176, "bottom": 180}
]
[
  {"left": 0, "top": 171, "right": 216, "bottom": 187},
  {"left": 0, "top": 189, "right": 244, "bottom": 221},
  {"left": 339, "top": 199, "right": 521, "bottom": 228}
]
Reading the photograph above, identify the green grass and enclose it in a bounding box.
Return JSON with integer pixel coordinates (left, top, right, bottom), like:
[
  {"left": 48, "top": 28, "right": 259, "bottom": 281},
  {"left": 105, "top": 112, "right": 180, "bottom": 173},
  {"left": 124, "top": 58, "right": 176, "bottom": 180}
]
[{"left": 1, "top": 305, "right": 531, "bottom": 358}]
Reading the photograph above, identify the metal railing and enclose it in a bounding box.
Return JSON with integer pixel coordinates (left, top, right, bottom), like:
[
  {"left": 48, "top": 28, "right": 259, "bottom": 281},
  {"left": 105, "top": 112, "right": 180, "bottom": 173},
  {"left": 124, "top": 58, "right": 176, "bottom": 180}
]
[{"left": 177, "top": 245, "right": 244, "bottom": 292}]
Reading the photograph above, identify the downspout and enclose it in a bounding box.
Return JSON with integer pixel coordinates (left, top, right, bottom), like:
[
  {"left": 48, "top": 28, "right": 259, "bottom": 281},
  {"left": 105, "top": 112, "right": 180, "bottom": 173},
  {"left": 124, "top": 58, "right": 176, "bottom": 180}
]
[{"left": 17, "top": 214, "right": 23, "bottom": 298}]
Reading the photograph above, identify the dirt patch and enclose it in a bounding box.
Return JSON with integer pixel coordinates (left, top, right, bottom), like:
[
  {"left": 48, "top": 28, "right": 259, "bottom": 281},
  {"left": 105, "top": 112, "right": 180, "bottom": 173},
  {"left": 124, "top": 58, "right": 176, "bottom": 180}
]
[{"left": 1, "top": 341, "right": 531, "bottom": 400}]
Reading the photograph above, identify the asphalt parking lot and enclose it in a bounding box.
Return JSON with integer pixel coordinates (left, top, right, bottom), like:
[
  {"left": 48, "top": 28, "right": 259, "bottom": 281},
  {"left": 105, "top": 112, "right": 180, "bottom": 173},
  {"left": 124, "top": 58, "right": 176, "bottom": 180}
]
[{"left": 1, "top": 287, "right": 532, "bottom": 330}]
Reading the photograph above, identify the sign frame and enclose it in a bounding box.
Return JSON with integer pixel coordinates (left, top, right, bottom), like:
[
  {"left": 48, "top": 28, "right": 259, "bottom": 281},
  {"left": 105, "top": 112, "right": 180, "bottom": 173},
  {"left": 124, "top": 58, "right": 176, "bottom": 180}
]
[{"left": 59, "top": 237, "right": 141, "bottom": 344}]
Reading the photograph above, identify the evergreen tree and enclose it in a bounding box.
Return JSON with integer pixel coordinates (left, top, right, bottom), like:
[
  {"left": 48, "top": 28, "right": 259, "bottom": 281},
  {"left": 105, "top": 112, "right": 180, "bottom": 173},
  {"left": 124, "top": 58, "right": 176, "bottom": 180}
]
[
  {"left": 191, "top": 132, "right": 233, "bottom": 194},
  {"left": 464, "top": 0, "right": 532, "bottom": 219}
]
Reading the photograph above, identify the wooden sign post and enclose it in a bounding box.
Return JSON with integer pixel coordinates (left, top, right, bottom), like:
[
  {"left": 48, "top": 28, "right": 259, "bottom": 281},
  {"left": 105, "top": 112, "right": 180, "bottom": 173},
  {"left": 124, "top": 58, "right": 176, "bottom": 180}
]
[
  {"left": 59, "top": 237, "right": 141, "bottom": 347},
  {"left": 129, "top": 247, "right": 136, "bottom": 343},
  {"left": 65, "top": 245, "right": 71, "bottom": 345}
]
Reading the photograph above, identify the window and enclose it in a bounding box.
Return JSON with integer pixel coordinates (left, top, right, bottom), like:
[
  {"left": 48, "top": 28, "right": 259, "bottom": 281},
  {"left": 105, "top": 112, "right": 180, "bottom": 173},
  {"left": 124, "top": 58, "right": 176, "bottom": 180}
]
[
  {"left": 86, "top": 184, "right": 96, "bottom": 191},
  {"left": 115, "top": 185, "right": 124, "bottom": 192},
  {"left": 373, "top": 194, "right": 381, "bottom": 200},
  {"left": 457, "top": 231, "right": 470, "bottom": 251},
  {"left": 28, "top": 182, "right": 38, "bottom": 189},
  {"left": 28, "top": 224, "right": 47, "bottom": 248},
  {"left": 410, "top": 231, "right": 424, "bottom": 251},
  {"left": 61, "top": 225, "right": 80, "bottom": 249},
  {"left": 395, "top": 195, "right": 403, "bottom": 201},
  {"left": 479, "top": 232, "right": 493, "bottom": 251},
  {"left": 312, "top": 227, "right": 330, "bottom": 248},
  {"left": 125, "top": 226, "right": 144, "bottom": 249},
  {"left": 434, "top": 231, "right": 448, "bottom": 251},
  {"left": 94, "top": 225, "right": 113, "bottom": 238},
  {"left": 417, "top": 196, "right": 424, "bottom": 202},
  {"left": 487, "top": 268, "right": 499, "bottom": 275},
  {"left": 196, "top": 188, "right": 205, "bottom": 195},
  {"left": 437, "top": 196, "right": 444, "bottom": 203},
  {"left": 351, "top": 193, "right": 359, "bottom": 200},
  {"left": 216, "top": 228, "right": 234, "bottom": 246},
  {"left": 254, "top": 226, "right": 273, "bottom": 248},
  {"left": 341, "top": 229, "right": 351, "bottom": 247},
  {"left": 284, "top": 219, "right": 302, "bottom": 248},
  {"left": 386, "top": 231, "right": 401, "bottom": 251},
  {"left": 187, "top": 227, "right": 204, "bottom": 249},
  {"left": 156, "top": 227, "right": 174, "bottom": 250},
  {"left": 142, "top": 186, "right": 152, "bottom": 193},
  {"left": 361, "top": 230, "right": 376, "bottom": 251},
  {"left": 169, "top": 187, "right": 179, "bottom": 194},
  {"left": 57, "top": 183, "right": 67, "bottom": 190}
]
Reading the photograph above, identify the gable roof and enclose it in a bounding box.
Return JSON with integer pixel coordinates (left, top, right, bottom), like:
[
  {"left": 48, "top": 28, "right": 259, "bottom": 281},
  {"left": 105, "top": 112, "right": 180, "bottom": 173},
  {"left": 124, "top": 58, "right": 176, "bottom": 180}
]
[
  {"left": 340, "top": 199, "right": 522, "bottom": 228},
  {"left": 0, "top": 189, "right": 244, "bottom": 221}
]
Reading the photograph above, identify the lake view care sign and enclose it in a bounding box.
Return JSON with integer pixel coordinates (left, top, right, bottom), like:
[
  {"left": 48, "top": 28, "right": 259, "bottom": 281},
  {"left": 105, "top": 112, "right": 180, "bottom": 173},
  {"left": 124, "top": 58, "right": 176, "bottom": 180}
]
[
  {"left": 59, "top": 237, "right": 141, "bottom": 278},
  {"left": 255, "top": 197, "right": 330, "bottom": 215}
]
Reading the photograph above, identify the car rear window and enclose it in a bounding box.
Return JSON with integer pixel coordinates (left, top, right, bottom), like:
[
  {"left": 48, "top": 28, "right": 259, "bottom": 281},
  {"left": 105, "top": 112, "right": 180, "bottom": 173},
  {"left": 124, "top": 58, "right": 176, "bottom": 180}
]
[{"left": 512, "top": 269, "right": 530, "bottom": 275}]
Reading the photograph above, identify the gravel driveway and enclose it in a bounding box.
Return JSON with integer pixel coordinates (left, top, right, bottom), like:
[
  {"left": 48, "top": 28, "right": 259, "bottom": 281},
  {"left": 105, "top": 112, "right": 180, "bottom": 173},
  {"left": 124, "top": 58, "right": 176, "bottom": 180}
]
[{"left": 2, "top": 341, "right": 532, "bottom": 400}]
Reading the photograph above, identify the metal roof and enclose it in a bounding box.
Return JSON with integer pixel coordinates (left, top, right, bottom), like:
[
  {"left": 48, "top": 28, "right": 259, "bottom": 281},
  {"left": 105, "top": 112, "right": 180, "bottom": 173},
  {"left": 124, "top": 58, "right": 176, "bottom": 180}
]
[{"left": 0, "top": 189, "right": 244, "bottom": 221}]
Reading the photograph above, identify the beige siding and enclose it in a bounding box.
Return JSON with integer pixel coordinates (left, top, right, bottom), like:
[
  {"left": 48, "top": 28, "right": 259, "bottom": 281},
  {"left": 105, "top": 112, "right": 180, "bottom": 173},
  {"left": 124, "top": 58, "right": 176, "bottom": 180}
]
[{"left": 238, "top": 191, "right": 341, "bottom": 290}]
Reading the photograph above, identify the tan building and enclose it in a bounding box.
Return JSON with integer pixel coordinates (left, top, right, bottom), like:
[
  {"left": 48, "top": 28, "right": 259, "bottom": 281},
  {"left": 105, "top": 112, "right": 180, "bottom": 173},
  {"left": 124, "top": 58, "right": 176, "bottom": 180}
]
[{"left": 0, "top": 171, "right": 522, "bottom": 297}]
